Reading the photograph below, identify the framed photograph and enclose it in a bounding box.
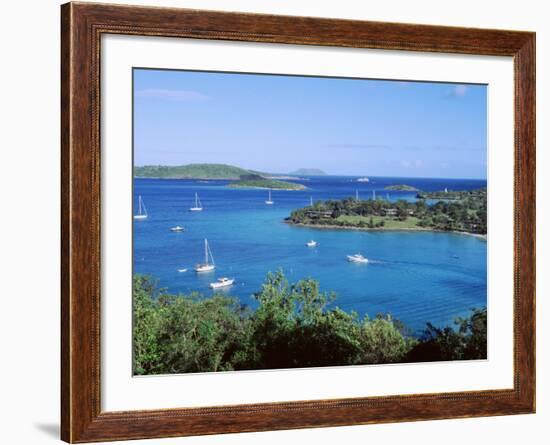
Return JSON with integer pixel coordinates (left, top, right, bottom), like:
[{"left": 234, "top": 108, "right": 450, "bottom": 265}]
[{"left": 61, "top": 2, "right": 535, "bottom": 442}]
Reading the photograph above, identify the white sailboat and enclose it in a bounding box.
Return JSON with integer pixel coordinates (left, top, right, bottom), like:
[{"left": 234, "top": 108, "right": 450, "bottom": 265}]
[
  {"left": 170, "top": 226, "right": 184, "bottom": 232},
  {"left": 190, "top": 193, "right": 203, "bottom": 211},
  {"left": 194, "top": 239, "right": 215, "bottom": 272},
  {"left": 134, "top": 195, "right": 148, "bottom": 220},
  {"left": 306, "top": 240, "right": 318, "bottom": 247},
  {"left": 265, "top": 190, "right": 274, "bottom": 205},
  {"left": 209, "top": 277, "right": 235, "bottom": 289},
  {"left": 347, "top": 253, "right": 369, "bottom": 264}
]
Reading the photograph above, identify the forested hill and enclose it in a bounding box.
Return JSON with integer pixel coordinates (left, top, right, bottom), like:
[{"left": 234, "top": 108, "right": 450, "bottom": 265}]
[{"left": 134, "top": 163, "right": 255, "bottom": 179}]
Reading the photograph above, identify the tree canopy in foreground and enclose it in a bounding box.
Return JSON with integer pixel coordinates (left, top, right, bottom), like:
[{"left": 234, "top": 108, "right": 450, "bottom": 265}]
[{"left": 133, "top": 272, "right": 487, "bottom": 375}]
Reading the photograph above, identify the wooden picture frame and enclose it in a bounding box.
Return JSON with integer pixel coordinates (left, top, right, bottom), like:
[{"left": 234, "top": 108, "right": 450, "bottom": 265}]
[{"left": 61, "top": 2, "right": 535, "bottom": 442}]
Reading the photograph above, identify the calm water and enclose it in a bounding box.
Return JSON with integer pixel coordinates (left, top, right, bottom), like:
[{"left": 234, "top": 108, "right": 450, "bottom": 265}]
[{"left": 133, "top": 176, "right": 487, "bottom": 333}]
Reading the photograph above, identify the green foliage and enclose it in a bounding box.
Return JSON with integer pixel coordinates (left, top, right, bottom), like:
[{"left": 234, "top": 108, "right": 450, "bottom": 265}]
[
  {"left": 417, "top": 188, "right": 486, "bottom": 201},
  {"left": 133, "top": 272, "right": 487, "bottom": 375},
  {"left": 133, "top": 275, "right": 252, "bottom": 375},
  {"left": 406, "top": 308, "right": 487, "bottom": 362},
  {"left": 286, "top": 188, "right": 487, "bottom": 234},
  {"left": 229, "top": 176, "right": 306, "bottom": 190},
  {"left": 384, "top": 184, "right": 419, "bottom": 191},
  {"left": 134, "top": 163, "right": 255, "bottom": 179}
]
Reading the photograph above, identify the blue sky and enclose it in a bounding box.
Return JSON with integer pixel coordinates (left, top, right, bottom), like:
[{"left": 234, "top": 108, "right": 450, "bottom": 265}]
[{"left": 134, "top": 69, "right": 487, "bottom": 179}]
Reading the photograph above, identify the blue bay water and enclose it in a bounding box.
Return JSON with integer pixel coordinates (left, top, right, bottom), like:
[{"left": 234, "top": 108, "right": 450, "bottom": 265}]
[{"left": 133, "top": 176, "right": 487, "bottom": 333}]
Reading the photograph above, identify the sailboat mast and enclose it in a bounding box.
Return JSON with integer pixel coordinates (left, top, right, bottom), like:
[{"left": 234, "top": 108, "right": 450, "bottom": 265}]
[
  {"left": 356, "top": 190, "right": 359, "bottom": 200},
  {"left": 208, "top": 242, "right": 215, "bottom": 266},
  {"left": 204, "top": 239, "right": 208, "bottom": 264}
]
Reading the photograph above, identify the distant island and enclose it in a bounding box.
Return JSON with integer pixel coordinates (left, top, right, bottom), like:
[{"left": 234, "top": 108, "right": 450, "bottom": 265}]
[
  {"left": 288, "top": 168, "right": 327, "bottom": 176},
  {"left": 134, "top": 163, "right": 254, "bottom": 180},
  {"left": 286, "top": 188, "right": 487, "bottom": 235},
  {"left": 384, "top": 184, "right": 419, "bottom": 192},
  {"left": 134, "top": 164, "right": 326, "bottom": 180},
  {"left": 417, "top": 189, "right": 485, "bottom": 200},
  {"left": 228, "top": 174, "right": 306, "bottom": 190},
  {"left": 134, "top": 163, "right": 312, "bottom": 190}
]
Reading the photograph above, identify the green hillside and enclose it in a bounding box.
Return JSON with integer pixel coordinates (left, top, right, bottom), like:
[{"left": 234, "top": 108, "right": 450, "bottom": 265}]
[
  {"left": 228, "top": 174, "right": 306, "bottom": 190},
  {"left": 384, "top": 184, "right": 419, "bottom": 191},
  {"left": 134, "top": 163, "right": 253, "bottom": 179}
]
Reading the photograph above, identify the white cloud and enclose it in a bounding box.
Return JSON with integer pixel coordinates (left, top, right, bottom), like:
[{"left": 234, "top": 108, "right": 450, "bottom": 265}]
[
  {"left": 445, "top": 84, "right": 469, "bottom": 98},
  {"left": 136, "top": 89, "right": 209, "bottom": 101},
  {"left": 400, "top": 160, "right": 424, "bottom": 169}
]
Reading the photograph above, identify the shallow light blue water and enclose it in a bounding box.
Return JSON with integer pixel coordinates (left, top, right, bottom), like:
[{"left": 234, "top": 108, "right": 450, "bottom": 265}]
[{"left": 133, "top": 176, "right": 487, "bottom": 333}]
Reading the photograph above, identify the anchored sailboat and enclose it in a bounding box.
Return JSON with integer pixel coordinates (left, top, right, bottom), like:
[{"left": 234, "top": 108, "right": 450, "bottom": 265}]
[
  {"left": 195, "top": 239, "right": 215, "bottom": 272},
  {"left": 190, "top": 193, "right": 203, "bottom": 211},
  {"left": 265, "top": 190, "right": 274, "bottom": 205},
  {"left": 134, "top": 195, "right": 148, "bottom": 220}
]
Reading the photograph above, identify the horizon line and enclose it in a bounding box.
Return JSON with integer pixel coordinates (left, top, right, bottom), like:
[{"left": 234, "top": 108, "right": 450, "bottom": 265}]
[{"left": 134, "top": 164, "right": 487, "bottom": 181}]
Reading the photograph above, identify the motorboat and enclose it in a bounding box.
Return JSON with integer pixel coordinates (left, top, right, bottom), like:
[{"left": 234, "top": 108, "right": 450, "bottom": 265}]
[
  {"left": 209, "top": 277, "right": 235, "bottom": 289},
  {"left": 347, "top": 253, "right": 368, "bottom": 264}
]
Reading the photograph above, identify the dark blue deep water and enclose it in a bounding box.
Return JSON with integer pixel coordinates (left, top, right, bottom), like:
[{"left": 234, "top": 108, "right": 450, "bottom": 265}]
[{"left": 134, "top": 176, "right": 487, "bottom": 333}]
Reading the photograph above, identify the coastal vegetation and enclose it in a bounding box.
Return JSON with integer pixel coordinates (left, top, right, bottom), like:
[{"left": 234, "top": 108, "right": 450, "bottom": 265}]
[
  {"left": 134, "top": 163, "right": 254, "bottom": 179},
  {"left": 134, "top": 163, "right": 323, "bottom": 181},
  {"left": 286, "top": 188, "right": 487, "bottom": 234},
  {"left": 228, "top": 174, "right": 306, "bottom": 190},
  {"left": 384, "top": 184, "right": 419, "bottom": 191},
  {"left": 133, "top": 271, "right": 487, "bottom": 375},
  {"left": 417, "top": 188, "right": 487, "bottom": 201}
]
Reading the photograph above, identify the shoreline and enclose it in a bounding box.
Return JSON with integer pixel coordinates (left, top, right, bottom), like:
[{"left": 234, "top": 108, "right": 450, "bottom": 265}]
[
  {"left": 285, "top": 221, "right": 487, "bottom": 240},
  {"left": 135, "top": 176, "right": 237, "bottom": 180},
  {"left": 228, "top": 185, "right": 307, "bottom": 191},
  {"left": 134, "top": 177, "right": 306, "bottom": 191}
]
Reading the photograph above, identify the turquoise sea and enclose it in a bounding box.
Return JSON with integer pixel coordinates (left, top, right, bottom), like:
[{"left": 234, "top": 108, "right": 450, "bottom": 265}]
[{"left": 133, "top": 176, "right": 487, "bottom": 333}]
